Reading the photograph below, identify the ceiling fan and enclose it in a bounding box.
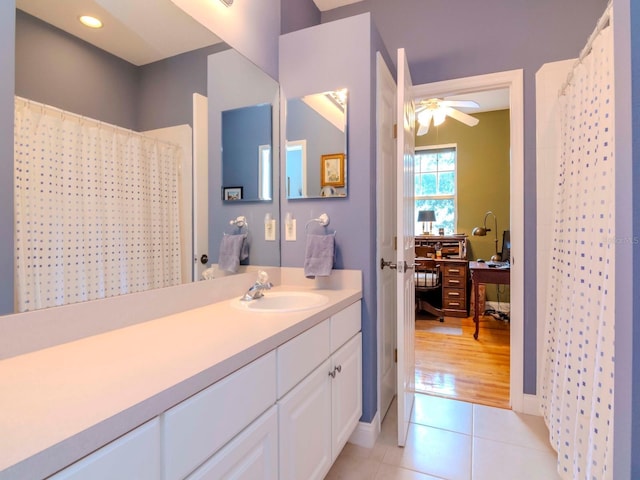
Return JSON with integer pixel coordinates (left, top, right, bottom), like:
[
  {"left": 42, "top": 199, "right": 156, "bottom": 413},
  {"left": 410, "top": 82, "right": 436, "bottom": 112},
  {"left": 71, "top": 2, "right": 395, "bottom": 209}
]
[{"left": 415, "top": 98, "right": 480, "bottom": 136}]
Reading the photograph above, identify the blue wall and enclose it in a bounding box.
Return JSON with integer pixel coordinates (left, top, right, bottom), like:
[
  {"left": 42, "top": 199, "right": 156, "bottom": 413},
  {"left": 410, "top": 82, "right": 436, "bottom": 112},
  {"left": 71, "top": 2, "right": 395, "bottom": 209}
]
[
  {"left": 222, "top": 104, "right": 272, "bottom": 199},
  {"left": 0, "top": 0, "right": 15, "bottom": 315},
  {"left": 323, "top": 0, "right": 609, "bottom": 394}
]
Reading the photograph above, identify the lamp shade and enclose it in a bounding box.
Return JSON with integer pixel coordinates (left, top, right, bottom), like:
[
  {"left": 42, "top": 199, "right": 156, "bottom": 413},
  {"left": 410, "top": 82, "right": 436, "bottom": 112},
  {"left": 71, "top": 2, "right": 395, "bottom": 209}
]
[
  {"left": 471, "top": 226, "right": 487, "bottom": 236},
  {"left": 418, "top": 210, "right": 436, "bottom": 222}
]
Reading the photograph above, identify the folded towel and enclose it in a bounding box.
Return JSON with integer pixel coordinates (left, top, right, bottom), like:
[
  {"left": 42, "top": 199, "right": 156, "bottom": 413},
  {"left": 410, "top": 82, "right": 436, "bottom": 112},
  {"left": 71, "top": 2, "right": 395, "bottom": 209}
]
[
  {"left": 304, "top": 233, "right": 335, "bottom": 279},
  {"left": 218, "top": 233, "right": 247, "bottom": 273}
]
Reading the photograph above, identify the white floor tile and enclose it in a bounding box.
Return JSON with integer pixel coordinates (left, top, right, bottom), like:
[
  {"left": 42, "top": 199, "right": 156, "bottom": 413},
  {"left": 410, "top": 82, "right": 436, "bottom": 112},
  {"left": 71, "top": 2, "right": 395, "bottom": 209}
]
[
  {"left": 382, "top": 423, "right": 472, "bottom": 480},
  {"left": 472, "top": 436, "right": 561, "bottom": 480},
  {"left": 472, "top": 404, "right": 555, "bottom": 452},
  {"left": 374, "top": 463, "right": 443, "bottom": 480},
  {"left": 411, "top": 393, "right": 473, "bottom": 435}
]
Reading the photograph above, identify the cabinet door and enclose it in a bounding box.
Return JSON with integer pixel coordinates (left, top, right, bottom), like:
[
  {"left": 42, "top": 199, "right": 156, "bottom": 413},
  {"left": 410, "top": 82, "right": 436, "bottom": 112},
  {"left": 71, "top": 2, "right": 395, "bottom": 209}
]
[
  {"left": 278, "top": 359, "right": 332, "bottom": 480},
  {"left": 331, "top": 332, "right": 362, "bottom": 460},
  {"left": 49, "top": 419, "right": 160, "bottom": 480},
  {"left": 187, "top": 406, "right": 278, "bottom": 480}
]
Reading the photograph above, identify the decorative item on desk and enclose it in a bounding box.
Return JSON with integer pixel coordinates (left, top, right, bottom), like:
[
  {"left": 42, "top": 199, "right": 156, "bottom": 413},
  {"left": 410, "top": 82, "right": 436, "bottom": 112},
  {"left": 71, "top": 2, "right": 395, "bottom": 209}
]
[
  {"left": 472, "top": 210, "right": 502, "bottom": 262},
  {"left": 418, "top": 210, "right": 436, "bottom": 235},
  {"left": 438, "top": 227, "right": 445, "bottom": 236}
]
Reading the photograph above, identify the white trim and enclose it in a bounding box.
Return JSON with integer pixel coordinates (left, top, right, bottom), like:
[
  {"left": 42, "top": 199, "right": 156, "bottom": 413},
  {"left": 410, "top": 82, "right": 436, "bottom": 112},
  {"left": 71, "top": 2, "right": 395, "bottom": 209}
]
[
  {"left": 522, "top": 394, "right": 541, "bottom": 416},
  {"left": 413, "top": 69, "right": 525, "bottom": 412},
  {"left": 347, "top": 412, "right": 380, "bottom": 449}
]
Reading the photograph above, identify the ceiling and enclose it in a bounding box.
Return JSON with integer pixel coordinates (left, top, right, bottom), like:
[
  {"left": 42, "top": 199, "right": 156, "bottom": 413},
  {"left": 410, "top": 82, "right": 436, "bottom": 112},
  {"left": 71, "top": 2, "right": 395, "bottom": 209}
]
[{"left": 16, "top": 0, "right": 223, "bottom": 66}]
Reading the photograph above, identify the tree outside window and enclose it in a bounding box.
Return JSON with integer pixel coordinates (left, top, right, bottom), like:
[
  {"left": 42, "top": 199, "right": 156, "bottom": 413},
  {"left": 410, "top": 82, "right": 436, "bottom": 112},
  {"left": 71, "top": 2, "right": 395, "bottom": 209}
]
[{"left": 415, "top": 146, "right": 456, "bottom": 235}]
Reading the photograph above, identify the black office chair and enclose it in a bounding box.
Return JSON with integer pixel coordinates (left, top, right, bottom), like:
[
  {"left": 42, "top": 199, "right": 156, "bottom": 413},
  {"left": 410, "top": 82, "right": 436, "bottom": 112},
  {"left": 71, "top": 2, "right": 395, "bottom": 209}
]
[{"left": 414, "top": 246, "right": 444, "bottom": 322}]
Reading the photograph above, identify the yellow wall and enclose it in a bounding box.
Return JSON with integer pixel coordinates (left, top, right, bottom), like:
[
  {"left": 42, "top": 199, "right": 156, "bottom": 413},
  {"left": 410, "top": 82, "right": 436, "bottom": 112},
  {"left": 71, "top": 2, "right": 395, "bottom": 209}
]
[{"left": 416, "top": 109, "right": 510, "bottom": 302}]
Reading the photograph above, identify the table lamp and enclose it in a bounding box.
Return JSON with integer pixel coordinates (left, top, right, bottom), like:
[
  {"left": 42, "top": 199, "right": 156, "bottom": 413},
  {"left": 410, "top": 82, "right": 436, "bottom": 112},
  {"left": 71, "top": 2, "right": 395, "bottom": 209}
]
[
  {"left": 472, "top": 210, "right": 502, "bottom": 261},
  {"left": 418, "top": 210, "right": 436, "bottom": 235}
]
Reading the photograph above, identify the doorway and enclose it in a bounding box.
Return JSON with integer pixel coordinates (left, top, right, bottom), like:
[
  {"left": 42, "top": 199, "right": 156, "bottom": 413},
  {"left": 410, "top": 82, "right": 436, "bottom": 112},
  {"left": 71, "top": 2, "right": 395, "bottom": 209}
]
[{"left": 412, "top": 70, "right": 524, "bottom": 411}]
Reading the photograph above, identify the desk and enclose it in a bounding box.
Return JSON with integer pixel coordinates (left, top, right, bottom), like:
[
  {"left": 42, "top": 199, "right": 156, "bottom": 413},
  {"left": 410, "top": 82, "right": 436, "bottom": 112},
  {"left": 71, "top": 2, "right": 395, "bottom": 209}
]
[{"left": 469, "top": 261, "right": 510, "bottom": 340}]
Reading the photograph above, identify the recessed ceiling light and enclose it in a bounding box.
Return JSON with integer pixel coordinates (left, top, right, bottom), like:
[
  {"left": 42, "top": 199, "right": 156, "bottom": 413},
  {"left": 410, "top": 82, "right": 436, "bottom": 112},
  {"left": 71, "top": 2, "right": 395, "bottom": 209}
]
[{"left": 79, "top": 15, "right": 103, "bottom": 29}]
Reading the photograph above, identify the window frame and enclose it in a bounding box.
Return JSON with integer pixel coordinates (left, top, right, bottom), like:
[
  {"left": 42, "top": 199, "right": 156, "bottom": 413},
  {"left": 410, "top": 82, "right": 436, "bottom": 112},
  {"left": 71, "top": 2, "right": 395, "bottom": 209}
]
[{"left": 414, "top": 144, "right": 458, "bottom": 235}]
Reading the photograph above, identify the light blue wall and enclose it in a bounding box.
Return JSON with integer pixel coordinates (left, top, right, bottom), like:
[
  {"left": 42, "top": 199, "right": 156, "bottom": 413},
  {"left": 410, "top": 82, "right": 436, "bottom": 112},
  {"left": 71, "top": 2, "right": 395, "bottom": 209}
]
[
  {"left": 280, "top": 13, "right": 382, "bottom": 422},
  {"left": 323, "top": 0, "right": 609, "bottom": 395},
  {"left": 0, "top": 0, "right": 15, "bottom": 315}
]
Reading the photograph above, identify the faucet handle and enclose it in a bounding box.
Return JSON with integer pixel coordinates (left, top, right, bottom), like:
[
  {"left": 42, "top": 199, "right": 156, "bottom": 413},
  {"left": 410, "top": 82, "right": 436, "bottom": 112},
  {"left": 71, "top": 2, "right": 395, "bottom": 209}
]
[{"left": 257, "top": 270, "right": 269, "bottom": 285}]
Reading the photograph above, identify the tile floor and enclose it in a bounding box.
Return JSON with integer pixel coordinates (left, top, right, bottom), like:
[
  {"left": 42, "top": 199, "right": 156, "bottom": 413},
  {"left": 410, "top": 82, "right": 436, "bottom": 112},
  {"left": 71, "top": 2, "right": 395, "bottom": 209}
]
[{"left": 326, "top": 393, "right": 561, "bottom": 480}]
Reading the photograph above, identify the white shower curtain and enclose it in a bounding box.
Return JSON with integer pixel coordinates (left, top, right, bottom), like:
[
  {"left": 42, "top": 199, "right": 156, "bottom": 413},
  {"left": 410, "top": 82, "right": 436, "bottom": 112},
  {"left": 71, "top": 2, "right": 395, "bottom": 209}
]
[
  {"left": 540, "top": 8, "right": 614, "bottom": 480},
  {"left": 14, "top": 97, "right": 183, "bottom": 312}
]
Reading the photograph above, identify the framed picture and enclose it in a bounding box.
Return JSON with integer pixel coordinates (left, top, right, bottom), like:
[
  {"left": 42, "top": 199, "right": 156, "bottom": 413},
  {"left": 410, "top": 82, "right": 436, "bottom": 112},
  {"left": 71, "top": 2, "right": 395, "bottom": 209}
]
[
  {"left": 321, "top": 153, "right": 345, "bottom": 187},
  {"left": 223, "top": 186, "right": 243, "bottom": 201}
]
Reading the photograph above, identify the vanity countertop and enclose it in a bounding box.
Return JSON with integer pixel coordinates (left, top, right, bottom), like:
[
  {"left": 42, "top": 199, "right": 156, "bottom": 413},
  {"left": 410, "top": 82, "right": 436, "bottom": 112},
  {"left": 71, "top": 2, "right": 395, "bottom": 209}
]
[{"left": 0, "top": 283, "right": 361, "bottom": 480}]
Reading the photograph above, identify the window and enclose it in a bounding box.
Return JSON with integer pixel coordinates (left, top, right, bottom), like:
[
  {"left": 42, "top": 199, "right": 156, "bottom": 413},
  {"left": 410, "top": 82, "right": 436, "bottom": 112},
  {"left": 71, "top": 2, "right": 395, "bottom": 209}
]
[
  {"left": 414, "top": 146, "right": 457, "bottom": 235},
  {"left": 258, "top": 144, "right": 272, "bottom": 200}
]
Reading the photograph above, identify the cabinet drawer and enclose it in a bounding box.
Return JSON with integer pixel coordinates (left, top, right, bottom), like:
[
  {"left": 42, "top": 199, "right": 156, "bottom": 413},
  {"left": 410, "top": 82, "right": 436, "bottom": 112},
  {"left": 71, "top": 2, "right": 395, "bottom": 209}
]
[
  {"left": 50, "top": 419, "right": 160, "bottom": 480},
  {"left": 187, "top": 406, "right": 278, "bottom": 480},
  {"left": 441, "top": 246, "right": 459, "bottom": 256},
  {"left": 443, "top": 264, "right": 467, "bottom": 277},
  {"left": 330, "top": 301, "right": 361, "bottom": 352},
  {"left": 277, "top": 319, "right": 330, "bottom": 398},
  {"left": 163, "top": 352, "right": 276, "bottom": 480}
]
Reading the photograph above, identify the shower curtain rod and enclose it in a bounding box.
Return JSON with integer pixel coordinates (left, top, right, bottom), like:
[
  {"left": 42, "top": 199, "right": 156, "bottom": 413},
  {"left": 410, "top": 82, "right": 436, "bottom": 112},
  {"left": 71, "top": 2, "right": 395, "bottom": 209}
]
[
  {"left": 559, "top": 1, "right": 612, "bottom": 96},
  {"left": 14, "top": 95, "right": 181, "bottom": 148}
]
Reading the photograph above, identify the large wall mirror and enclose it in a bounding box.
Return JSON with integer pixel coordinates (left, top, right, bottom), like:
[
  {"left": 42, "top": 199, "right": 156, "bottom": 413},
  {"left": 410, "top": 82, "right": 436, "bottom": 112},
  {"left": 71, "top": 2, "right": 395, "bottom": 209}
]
[
  {"left": 285, "top": 89, "right": 348, "bottom": 199},
  {"left": 10, "top": 0, "right": 280, "bottom": 315}
]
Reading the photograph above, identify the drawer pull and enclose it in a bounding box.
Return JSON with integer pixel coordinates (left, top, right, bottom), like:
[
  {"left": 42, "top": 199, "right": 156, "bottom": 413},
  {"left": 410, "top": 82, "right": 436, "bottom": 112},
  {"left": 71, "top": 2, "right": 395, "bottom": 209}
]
[
  {"left": 448, "top": 279, "right": 460, "bottom": 285},
  {"left": 448, "top": 292, "right": 460, "bottom": 297},
  {"left": 448, "top": 269, "right": 460, "bottom": 274},
  {"left": 448, "top": 302, "right": 460, "bottom": 307}
]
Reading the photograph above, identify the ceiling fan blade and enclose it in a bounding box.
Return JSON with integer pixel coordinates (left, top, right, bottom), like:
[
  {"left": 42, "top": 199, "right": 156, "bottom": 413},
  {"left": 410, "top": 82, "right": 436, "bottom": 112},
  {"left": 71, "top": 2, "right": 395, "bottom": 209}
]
[
  {"left": 445, "top": 107, "right": 480, "bottom": 127},
  {"left": 440, "top": 100, "right": 479, "bottom": 109},
  {"left": 416, "top": 110, "right": 433, "bottom": 136}
]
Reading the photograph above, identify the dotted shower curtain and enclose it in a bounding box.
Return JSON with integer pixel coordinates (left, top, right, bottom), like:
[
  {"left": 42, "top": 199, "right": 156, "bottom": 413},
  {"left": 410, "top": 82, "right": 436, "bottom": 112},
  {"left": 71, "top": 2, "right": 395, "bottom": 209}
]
[
  {"left": 14, "top": 97, "right": 183, "bottom": 312},
  {"left": 540, "top": 7, "right": 615, "bottom": 480}
]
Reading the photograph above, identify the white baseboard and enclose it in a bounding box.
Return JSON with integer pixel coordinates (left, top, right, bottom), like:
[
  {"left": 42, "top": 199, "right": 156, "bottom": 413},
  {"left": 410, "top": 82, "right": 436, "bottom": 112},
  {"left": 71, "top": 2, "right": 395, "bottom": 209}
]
[
  {"left": 348, "top": 412, "right": 380, "bottom": 449},
  {"left": 522, "top": 394, "right": 541, "bottom": 416}
]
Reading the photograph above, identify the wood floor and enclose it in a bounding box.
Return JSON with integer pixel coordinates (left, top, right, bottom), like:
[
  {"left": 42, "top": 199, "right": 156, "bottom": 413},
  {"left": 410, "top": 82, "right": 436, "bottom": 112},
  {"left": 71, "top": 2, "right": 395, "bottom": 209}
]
[{"left": 414, "top": 311, "right": 511, "bottom": 409}]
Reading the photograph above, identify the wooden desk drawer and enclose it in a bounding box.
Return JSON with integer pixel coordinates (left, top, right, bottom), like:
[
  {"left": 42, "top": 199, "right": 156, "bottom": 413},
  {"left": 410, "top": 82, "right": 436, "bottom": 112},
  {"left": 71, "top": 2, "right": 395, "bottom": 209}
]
[
  {"left": 444, "top": 277, "right": 466, "bottom": 288},
  {"left": 443, "top": 287, "right": 466, "bottom": 302},
  {"left": 441, "top": 246, "right": 459, "bottom": 256},
  {"left": 444, "top": 298, "right": 466, "bottom": 310},
  {"left": 443, "top": 265, "right": 466, "bottom": 277}
]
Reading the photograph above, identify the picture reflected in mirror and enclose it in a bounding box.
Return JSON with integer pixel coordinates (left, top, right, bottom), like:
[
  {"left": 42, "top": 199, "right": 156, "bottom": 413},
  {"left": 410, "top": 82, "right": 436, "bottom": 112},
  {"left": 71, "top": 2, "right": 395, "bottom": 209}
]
[{"left": 286, "top": 89, "right": 348, "bottom": 199}]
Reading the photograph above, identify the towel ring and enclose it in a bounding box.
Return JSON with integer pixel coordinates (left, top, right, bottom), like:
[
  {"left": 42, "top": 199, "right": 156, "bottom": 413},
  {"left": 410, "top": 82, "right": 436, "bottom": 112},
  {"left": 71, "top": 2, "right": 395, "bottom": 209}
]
[
  {"left": 305, "top": 213, "right": 330, "bottom": 230},
  {"left": 228, "top": 216, "right": 248, "bottom": 234}
]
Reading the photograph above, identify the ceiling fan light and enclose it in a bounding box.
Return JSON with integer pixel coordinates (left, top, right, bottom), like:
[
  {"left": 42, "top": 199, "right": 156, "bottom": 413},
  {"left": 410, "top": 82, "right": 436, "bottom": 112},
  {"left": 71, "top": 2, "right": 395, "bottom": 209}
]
[
  {"left": 417, "top": 110, "right": 432, "bottom": 126},
  {"left": 433, "top": 108, "right": 446, "bottom": 126}
]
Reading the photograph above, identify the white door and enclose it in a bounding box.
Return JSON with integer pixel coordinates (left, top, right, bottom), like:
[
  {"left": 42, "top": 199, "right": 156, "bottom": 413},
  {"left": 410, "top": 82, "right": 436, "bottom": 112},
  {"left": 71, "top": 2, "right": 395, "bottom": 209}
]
[
  {"left": 376, "top": 52, "right": 397, "bottom": 422},
  {"left": 396, "top": 48, "right": 416, "bottom": 447},
  {"left": 193, "top": 93, "right": 209, "bottom": 281}
]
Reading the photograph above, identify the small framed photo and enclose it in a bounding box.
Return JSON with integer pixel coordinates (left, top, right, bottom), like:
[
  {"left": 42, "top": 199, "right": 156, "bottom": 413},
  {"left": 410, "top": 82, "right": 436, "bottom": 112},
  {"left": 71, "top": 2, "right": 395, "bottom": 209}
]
[
  {"left": 223, "top": 186, "right": 243, "bottom": 201},
  {"left": 321, "top": 153, "right": 345, "bottom": 187}
]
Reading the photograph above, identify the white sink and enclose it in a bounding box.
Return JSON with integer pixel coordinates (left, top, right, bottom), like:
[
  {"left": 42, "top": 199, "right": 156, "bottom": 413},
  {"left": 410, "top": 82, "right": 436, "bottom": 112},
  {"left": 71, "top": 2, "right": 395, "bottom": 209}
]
[{"left": 231, "top": 291, "right": 329, "bottom": 313}]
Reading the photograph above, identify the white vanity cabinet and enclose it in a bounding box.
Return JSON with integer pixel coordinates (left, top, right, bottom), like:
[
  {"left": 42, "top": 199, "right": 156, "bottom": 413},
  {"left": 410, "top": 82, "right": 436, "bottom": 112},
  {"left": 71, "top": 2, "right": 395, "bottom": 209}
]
[
  {"left": 48, "top": 419, "right": 161, "bottom": 480},
  {"left": 278, "top": 302, "right": 362, "bottom": 480}
]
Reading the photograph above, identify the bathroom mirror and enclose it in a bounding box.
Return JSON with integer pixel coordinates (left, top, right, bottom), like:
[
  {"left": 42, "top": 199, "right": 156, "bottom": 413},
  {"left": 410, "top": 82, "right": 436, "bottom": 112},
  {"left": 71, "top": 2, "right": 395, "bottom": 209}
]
[
  {"left": 221, "top": 103, "right": 273, "bottom": 202},
  {"left": 285, "top": 89, "right": 348, "bottom": 199},
  {"left": 9, "top": 1, "right": 281, "bottom": 314}
]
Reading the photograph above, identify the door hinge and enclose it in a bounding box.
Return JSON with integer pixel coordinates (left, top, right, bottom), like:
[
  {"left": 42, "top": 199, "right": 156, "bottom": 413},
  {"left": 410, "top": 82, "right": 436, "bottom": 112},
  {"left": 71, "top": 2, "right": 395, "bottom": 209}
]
[
  {"left": 394, "top": 348, "right": 398, "bottom": 363},
  {"left": 393, "top": 124, "right": 397, "bottom": 139},
  {"left": 394, "top": 236, "right": 397, "bottom": 251}
]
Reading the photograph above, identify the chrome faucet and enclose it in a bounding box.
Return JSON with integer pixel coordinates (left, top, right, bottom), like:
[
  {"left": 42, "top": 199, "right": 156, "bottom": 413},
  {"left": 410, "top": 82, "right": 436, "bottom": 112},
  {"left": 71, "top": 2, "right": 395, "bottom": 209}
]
[{"left": 241, "top": 270, "right": 273, "bottom": 301}]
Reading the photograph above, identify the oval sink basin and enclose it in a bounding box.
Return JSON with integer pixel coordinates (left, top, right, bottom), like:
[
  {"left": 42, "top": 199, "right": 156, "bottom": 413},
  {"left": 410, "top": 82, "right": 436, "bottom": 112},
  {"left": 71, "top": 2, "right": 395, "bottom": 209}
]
[{"left": 231, "top": 291, "right": 329, "bottom": 313}]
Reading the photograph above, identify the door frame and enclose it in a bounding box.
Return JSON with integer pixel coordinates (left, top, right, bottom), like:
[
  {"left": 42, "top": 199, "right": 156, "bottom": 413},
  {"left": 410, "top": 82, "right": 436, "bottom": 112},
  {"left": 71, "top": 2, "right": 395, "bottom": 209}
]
[{"left": 412, "top": 69, "right": 525, "bottom": 412}]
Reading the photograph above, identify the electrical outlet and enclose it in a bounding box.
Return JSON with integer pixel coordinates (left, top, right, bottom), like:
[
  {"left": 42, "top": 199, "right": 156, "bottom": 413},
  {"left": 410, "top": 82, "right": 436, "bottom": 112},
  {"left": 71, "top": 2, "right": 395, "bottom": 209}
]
[{"left": 285, "top": 219, "right": 296, "bottom": 241}]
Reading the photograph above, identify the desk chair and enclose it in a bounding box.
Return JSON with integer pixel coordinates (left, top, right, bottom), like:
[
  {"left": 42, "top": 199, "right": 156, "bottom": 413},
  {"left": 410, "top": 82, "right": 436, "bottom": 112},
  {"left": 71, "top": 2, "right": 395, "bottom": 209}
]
[{"left": 414, "top": 246, "right": 444, "bottom": 322}]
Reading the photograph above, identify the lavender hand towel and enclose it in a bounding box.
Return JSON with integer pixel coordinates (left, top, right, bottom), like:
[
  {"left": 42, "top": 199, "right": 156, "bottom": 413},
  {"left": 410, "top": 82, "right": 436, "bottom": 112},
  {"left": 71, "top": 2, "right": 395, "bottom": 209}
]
[
  {"left": 218, "top": 233, "right": 246, "bottom": 273},
  {"left": 304, "top": 234, "right": 335, "bottom": 279}
]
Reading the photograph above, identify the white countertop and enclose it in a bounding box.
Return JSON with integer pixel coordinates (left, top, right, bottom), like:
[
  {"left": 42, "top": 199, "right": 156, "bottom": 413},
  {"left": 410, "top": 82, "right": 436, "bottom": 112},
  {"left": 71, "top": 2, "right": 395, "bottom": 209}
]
[{"left": 0, "top": 283, "right": 361, "bottom": 480}]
